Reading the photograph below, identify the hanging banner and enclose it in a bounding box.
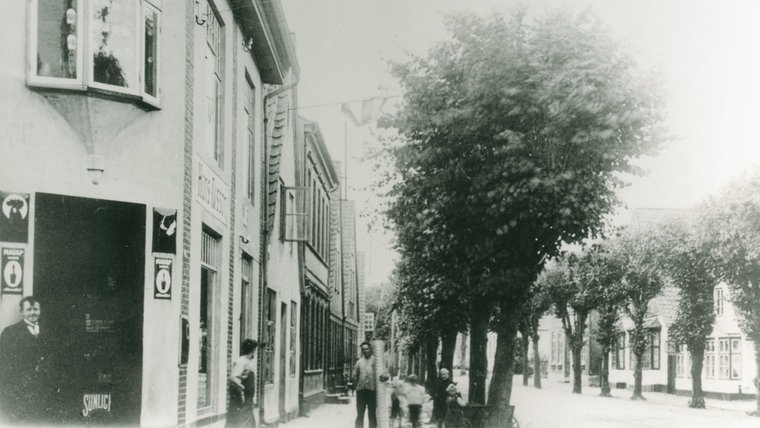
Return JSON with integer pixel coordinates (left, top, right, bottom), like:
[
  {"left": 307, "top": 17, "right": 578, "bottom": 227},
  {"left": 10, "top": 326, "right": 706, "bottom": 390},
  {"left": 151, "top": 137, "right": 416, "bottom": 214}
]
[
  {"left": 2, "top": 248, "right": 24, "bottom": 294},
  {"left": 0, "top": 192, "right": 30, "bottom": 243},
  {"left": 154, "top": 257, "right": 172, "bottom": 299},
  {"left": 152, "top": 208, "right": 177, "bottom": 254}
]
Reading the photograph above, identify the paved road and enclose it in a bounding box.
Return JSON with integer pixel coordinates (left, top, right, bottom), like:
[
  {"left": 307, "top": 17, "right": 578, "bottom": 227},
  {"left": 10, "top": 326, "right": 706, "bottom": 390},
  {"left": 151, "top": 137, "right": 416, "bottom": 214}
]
[
  {"left": 512, "top": 379, "right": 757, "bottom": 428},
  {"left": 280, "top": 376, "right": 758, "bottom": 428}
]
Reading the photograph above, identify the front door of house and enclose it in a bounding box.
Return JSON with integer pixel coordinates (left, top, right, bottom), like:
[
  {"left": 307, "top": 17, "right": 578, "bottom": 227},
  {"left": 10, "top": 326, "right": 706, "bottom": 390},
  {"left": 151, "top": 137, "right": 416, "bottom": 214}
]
[{"left": 33, "top": 193, "right": 145, "bottom": 425}]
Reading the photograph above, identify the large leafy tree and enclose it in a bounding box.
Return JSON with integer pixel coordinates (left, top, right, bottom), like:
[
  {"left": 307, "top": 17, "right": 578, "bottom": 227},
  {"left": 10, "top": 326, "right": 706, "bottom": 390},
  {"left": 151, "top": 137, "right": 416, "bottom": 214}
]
[
  {"left": 700, "top": 170, "right": 760, "bottom": 416},
  {"left": 382, "top": 8, "right": 664, "bottom": 424},
  {"left": 591, "top": 243, "right": 626, "bottom": 397},
  {"left": 653, "top": 217, "right": 716, "bottom": 408},
  {"left": 611, "top": 228, "right": 665, "bottom": 400},
  {"left": 541, "top": 247, "right": 607, "bottom": 394}
]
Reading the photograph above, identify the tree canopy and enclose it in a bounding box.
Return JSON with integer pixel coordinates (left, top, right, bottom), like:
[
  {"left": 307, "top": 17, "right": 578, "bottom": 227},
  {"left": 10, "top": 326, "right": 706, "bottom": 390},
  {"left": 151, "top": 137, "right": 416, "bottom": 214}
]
[{"left": 381, "top": 8, "right": 666, "bottom": 423}]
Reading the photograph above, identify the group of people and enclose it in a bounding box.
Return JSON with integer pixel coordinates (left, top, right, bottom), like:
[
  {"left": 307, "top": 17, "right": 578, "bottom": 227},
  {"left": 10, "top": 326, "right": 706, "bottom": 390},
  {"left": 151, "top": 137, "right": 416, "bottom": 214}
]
[
  {"left": 389, "top": 367, "right": 467, "bottom": 428},
  {"left": 352, "top": 339, "right": 467, "bottom": 428}
]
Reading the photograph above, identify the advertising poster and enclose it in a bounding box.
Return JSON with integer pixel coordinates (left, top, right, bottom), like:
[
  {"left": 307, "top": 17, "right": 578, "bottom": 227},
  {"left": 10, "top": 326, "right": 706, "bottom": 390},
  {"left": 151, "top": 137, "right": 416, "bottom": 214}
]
[
  {"left": 0, "top": 192, "right": 30, "bottom": 243},
  {"left": 1, "top": 247, "right": 24, "bottom": 294},
  {"left": 152, "top": 208, "right": 177, "bottom": 254},
  {"left": 154, "top": 257, "right": 172, "bottom": 300}
]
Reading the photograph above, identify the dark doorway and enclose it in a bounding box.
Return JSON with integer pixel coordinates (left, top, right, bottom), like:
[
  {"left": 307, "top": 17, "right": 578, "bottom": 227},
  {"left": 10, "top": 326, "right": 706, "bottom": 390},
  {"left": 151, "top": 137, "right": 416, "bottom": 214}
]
[{"left": 34, "top": 193, "right": 145, "bottom": 425}]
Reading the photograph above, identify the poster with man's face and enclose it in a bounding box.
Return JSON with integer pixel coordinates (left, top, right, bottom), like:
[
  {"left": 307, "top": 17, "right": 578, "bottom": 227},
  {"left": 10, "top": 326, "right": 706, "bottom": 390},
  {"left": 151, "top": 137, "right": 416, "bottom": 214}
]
[{"left": 0, "top": 192, "right": 30, "bottom": 243}]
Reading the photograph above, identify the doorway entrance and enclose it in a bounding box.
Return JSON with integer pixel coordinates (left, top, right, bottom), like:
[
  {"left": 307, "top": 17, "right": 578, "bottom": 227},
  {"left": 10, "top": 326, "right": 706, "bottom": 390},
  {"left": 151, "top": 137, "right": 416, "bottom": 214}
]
[{"left": 33, "top": 193, "right": 145, "bottom": 425}]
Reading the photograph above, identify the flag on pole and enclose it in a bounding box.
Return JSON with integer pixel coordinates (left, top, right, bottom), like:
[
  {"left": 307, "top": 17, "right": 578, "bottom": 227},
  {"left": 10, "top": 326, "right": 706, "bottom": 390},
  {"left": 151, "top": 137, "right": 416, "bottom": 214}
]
[{"left": 341, "top": 97, "right": 387, "bottom": 126}]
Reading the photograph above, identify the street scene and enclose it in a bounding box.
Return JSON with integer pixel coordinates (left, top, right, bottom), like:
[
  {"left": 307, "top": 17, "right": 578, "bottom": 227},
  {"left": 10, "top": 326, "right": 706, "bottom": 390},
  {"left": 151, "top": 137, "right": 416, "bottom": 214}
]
[{"left": 1, "top": 0, "right": 759, "bottom": 427}]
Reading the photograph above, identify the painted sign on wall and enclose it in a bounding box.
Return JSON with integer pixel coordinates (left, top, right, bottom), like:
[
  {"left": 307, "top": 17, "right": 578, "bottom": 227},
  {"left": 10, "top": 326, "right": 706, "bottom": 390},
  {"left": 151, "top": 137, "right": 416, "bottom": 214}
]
[
  {"left": 0, "top": 192, "right": 29, "bottom": 243},
  {"left": 1, "top": 247, "right": 24, "bottom": 294},
  {"left": 82, "top": 393, "right": 112, "bottom": 417},
  {"left": 196, "top": 158, "right": 229, "bottom": 221}
]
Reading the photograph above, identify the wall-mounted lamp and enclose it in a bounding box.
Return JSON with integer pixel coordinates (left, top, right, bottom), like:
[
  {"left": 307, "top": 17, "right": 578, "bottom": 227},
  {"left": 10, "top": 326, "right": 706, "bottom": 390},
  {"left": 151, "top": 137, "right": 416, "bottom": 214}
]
[
  {"left": 242, "top": 37, "right": 253, "bottom": 52},
  {"left": 240, "top": 235, "right": 250, "bottom": 244},
  {"left": 87, "top": 154, "right": 105, "bottom": 185}
]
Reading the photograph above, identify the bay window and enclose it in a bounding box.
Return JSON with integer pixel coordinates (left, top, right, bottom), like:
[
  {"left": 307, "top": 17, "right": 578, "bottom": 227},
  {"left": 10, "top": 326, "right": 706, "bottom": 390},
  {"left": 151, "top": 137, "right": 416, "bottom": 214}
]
[{"left": 29, "top": 0, "right": 162, "bottom": 106}]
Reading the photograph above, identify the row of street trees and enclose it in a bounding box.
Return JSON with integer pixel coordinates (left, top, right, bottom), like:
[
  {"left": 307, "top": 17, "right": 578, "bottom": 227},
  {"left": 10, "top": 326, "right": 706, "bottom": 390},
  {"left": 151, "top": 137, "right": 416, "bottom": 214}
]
[
  {"left": 529, "top": 171, "right": 760, "bottom": 416},
  {"left": 377, "top": 7, "right": 666, "bottom": 427}
]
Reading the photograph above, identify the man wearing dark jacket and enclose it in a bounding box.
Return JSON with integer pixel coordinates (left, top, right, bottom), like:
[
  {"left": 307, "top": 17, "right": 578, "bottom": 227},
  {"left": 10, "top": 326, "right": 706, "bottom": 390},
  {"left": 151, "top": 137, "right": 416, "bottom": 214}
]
[{"left": 0, "top": 296, "right": 50, "bottom": 423}]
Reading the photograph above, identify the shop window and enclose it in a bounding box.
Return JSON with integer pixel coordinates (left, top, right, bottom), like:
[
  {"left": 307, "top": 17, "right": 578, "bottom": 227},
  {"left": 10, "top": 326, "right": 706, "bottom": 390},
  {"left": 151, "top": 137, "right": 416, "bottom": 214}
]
[
  {"left": 29, "top": 0, "right": 162, "bottom": 106},
  {"left": 199, "top": 228, "right": 220, "bottom": 411},
  {"left": 263, "top": 288, "right": 277, "bottom": 384}
]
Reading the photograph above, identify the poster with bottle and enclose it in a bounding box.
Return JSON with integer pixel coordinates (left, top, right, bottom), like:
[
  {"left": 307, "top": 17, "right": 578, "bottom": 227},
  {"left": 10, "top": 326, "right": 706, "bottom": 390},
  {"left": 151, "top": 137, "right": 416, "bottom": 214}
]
[{"left": 1, "top": 247, "right": 24, "bottom": 294}]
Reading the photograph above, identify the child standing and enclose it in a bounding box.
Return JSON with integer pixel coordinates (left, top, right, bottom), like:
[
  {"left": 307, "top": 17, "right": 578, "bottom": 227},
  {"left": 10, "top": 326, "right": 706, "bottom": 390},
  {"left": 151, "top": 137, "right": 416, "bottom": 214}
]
[
  {"left": 403, "top": 374, "right": 427, "bottom": 428},
  {"left": 389, "top": 377, "right": 404, "bottom": 427},
  {"left": 442, "top": 383, "right": 466, "bottom": 428}
]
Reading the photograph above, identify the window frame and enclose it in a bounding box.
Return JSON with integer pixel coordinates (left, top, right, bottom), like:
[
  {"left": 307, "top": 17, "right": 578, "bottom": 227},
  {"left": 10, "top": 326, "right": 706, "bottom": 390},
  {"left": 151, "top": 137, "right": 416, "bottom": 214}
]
[
  {"left": 198, "top": 227, "right": 221, "bottom": 413},
  {"left": 263, "top": 288, "right": 277, "bottom": 384},
  {"left": 289, "top": 301, "right": 297, "bottom": 377},
  {"left": 718, "top": 337, "right": 742, "bottom": 380},
  {"left": 714, "top": 286, "right": 724, "bottom": 315},
  {"left": 704, "top": 339, "right": 715, "bottom": 379},
  {"left": 244, "top": 72, "right": 255, "bottom": 202},
  {"left": 615, "top": 332, "right": 625, "bottom": 370},
  {"left": 281, "top": 186, "right": 308, "bottom": 242},
  {"left": 27, "top": 0, "right": 162, "bottom": 108}
]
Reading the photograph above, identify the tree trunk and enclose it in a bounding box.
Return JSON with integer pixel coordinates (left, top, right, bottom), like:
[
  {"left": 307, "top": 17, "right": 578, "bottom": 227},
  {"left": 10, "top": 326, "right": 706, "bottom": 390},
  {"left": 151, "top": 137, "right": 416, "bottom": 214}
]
[
  {"left": 440, "top": 327, "right": 458, "bottom": 373},
  {"left": 485, "top": 323, "right": 519, "bottom": 428},
  {"left": 417, "top": 346, "right": 425, "bottom": 385},
  {"left": 521, "top": 332, "right": 530, "bottom": 386},
  {"left": 425, "top": 338, "right": 438, "bottom": 391},
  {"left": 571, "top": 342, "right": 583, "bottom": 394},
  {"left": 689, "top": 348, "right": 706, "bottom": 408},
  {"left": 531, "top": 333, "right": 542, "bottom": 388},
  {"left": 469, "top": 301, "right": 489, "bottom": 405},
  {"left": 752, "top": 345, "right": 760, "bottom": 416},
  {"left": 631, "top": 352, "right": 645, "bottom": 400},
  {"left": 600, "top": 347, "right": 611, "bottom": 396}
]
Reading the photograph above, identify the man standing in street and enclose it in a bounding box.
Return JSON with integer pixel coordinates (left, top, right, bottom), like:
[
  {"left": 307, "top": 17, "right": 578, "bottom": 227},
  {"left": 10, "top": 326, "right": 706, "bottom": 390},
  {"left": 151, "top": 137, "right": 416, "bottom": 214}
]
[
  {"left": 0, "top": 296, "right": 50, "bottom": 424},
  {"left": 353, "top": 341, "right": 388, "bottom": 428}
]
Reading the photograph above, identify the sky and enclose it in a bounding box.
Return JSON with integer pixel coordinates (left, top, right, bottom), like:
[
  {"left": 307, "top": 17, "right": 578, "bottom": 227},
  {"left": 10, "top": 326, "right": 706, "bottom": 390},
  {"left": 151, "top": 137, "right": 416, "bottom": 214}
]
[{"left": 280, "top": 0, "right": 760, "bottom": 288}]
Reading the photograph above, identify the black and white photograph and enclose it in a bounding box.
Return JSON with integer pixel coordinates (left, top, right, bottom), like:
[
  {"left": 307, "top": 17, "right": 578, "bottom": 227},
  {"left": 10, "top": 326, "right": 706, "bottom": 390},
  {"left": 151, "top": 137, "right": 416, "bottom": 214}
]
[{"left": 0, "top": 0, "right": 759, "bottom": 427}]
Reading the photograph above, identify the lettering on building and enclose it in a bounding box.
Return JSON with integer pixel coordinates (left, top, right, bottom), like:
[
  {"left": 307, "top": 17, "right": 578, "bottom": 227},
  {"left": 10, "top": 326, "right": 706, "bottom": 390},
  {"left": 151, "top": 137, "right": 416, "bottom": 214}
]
[
  {"left": 197, "top": 160, "right": 229, "bottom": 221},
  {"left": 82, "top": 393, "right": 111, "bottom": 417}
]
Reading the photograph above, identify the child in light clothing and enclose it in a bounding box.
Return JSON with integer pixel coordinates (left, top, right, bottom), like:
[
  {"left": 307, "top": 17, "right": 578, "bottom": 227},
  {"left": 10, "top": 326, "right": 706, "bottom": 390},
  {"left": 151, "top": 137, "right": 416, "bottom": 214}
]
[{"left": 403, "top": 374, "right": 427, "bottom": 428}]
